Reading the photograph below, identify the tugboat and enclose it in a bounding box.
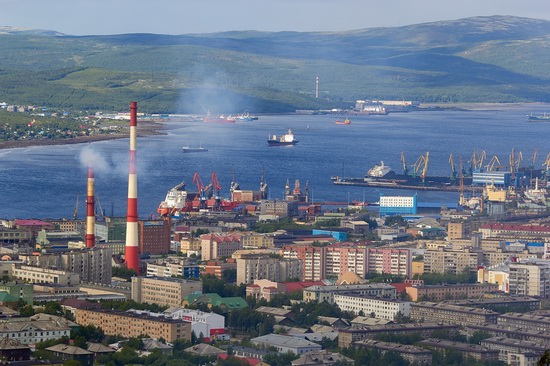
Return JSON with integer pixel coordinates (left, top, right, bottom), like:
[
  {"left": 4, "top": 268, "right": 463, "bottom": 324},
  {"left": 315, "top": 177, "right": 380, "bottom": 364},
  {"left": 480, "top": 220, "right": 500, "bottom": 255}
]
[
  {"left": 335, "top": 117, "right": 351, "bottom": 125},
  {"left": 267, "top": 129, "right": 298, "bottom": 146}
]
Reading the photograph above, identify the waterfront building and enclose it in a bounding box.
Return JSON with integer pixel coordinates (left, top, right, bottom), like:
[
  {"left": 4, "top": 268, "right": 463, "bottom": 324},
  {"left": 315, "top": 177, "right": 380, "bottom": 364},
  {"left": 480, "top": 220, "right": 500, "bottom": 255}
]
[{"left": 379, "top": 194, "right": 417, "bottom": 217}]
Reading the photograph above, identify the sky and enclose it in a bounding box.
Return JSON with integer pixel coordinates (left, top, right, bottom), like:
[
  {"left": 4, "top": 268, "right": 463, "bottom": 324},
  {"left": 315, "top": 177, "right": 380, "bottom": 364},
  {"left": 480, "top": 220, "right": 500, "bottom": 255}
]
[{"left": 0, "top": 0, "right": 550, "bottom": 35}]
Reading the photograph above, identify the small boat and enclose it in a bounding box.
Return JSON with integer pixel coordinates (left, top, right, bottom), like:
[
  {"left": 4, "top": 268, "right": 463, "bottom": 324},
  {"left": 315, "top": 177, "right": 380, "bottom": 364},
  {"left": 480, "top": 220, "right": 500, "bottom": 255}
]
[
  {"left": 183, "top": 143, "right": 208, "bottom": 153},
  {"left": 234, "top": 111, "right": 259, "bottom": 121},
  {"left": 335, "top": 117, "right": 351, "bottom": 125},
  {"left": 267, "top": 128, "right": 298, "bottom": 146},
  {"left": 527, "top": 113, "right": 550, "bottom": 121},
  {"left": 203, "top": 112, "right": 236, "bottom": 123}
]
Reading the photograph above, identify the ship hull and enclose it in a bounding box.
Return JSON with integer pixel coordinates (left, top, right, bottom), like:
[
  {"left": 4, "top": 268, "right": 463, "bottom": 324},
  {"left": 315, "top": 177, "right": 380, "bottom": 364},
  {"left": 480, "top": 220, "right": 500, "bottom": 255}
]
[{"left": 267, "top": 140, "right": 298, "bottom": 146}]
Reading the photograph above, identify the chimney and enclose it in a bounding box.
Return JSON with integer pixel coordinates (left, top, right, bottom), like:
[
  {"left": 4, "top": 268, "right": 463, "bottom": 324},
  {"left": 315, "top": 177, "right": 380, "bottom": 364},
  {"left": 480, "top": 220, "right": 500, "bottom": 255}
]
[
  {"left": 125, "top": 102, "right": 140, "bottom": 273},
  {"left": 85, "top": 165, "right": 95, "bottom": 248}
]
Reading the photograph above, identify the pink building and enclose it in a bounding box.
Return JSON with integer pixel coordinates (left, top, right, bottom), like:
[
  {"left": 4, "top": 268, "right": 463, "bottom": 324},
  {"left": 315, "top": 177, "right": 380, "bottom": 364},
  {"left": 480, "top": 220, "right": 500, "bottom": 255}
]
[
  {"left": 366, "top": 248, "right": 412, "bottom": 277},
  {"left": 201, "top": 233, "right": 243, "bottom": 260}
]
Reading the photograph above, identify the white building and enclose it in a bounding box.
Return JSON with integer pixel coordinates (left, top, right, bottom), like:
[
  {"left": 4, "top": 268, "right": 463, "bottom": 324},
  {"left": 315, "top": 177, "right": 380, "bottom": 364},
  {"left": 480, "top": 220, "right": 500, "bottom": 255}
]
[
  {"left": 164, "top": 307, "right": 227, "bottom": 341},
  {"left": 0, "top": 319, "right": 71, "bottom": 344},
  {"left": 251, "top": 334, "right": 322, "bottom": 355},
  {"left": 509, "top": 260, "right": 550, "bottom": 297},
  {"left": 333, "top": 294, "right": 410, "bottom": 320}
]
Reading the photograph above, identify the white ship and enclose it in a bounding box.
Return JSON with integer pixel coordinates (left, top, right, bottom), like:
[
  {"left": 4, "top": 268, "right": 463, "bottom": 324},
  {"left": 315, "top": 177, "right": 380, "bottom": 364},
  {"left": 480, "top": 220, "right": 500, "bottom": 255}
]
[
  {"left": 157, "top": 182, "right": 189, "bottom": 217},
  {"left": 367, "top": 161, "right": 391, "bottom": 177}
]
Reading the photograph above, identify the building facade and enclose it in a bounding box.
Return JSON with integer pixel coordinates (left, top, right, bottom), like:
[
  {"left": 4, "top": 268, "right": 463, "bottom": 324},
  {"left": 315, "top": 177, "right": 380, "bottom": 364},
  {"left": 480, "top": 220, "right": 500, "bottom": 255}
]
[
  {"left": 139, "top": 218, "right": 171, "bottom": 255},
  {"left": 131, "top": 276, "right": 202, "bottom": 307},
  {"left": 379, "top": 194, "right": 417, "bottom": 217},
  {"left": 333, "top": 294, "right": 410, "bottom": 320},
  {"left": 75, "top": 308, "right": 192, "bottom": 342},
  {"left": 201, "top": 233, "right": 243, "bottom": 261},
  {"left": 235, "top": 252, "right": 301, "bottom": 285}
]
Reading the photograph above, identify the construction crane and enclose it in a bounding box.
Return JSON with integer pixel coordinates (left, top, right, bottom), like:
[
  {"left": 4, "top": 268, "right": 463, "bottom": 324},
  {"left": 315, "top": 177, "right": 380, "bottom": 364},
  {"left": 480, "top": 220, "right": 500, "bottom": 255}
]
[
  {"left": 449, "top": 153, "right": 457, "bottom": 181},
  {"left": 459, "top": 156, "right": 464, "bottom": 206},
  {"left": 400, "top": 151, "right": 408, "bottom": 175},
  {"left": 73, "top": 194, "right": 79, "bottom": 220}
]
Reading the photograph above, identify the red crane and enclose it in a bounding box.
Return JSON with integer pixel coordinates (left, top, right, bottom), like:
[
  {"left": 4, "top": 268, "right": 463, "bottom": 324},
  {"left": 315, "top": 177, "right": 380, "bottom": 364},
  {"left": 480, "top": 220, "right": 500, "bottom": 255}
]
[
  {"left": 192, "top": 172, "right": 207, "bottom": 209},
  {"left": 211, "top": 172, "right": 222, "bottom": 209}
]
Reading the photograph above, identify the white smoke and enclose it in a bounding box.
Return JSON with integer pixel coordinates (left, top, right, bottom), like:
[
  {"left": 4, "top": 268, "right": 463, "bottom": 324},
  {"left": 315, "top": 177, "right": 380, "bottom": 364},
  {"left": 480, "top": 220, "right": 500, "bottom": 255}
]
[{"left": 79, "top": 146, "right": 111, "bottom": 174}]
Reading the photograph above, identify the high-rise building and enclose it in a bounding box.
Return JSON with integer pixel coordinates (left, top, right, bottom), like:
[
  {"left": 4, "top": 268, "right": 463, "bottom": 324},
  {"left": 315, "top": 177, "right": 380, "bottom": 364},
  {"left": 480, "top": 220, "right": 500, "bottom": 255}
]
[{"left": 138, "top": 218, "right": 171, "bottom": 255}]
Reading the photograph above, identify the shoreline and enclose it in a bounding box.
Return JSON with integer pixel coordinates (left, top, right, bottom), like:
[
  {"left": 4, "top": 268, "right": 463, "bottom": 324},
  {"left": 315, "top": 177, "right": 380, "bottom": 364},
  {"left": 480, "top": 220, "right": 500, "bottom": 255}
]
[{"left": 0, "top": 121, "right": 167, "bottom": 150}]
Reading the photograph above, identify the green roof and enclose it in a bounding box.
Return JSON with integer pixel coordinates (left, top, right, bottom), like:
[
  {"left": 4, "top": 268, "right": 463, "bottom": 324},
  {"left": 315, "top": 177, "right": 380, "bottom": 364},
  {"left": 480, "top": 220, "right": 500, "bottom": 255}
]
[
  {"left": 0, "top": 292, "right": 19, "bottom": 303},
  {"left": 183, "top": 293, "right": 247, "bottom": 309}
]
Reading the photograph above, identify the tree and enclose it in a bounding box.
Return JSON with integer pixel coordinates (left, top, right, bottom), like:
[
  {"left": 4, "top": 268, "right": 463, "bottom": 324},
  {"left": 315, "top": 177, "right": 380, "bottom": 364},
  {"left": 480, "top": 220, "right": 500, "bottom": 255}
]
[
  {"left": 126, "top": 337, "right": 145, "bottom": 350},
  {"left": 539, "top": 350, "right": 550, "bottom": 366},
  {"left": 19, "top": 305, "right": 35, "bottom": 317},
  {"left": 44, "top": 302, "right": 63, "bottom": 315}
]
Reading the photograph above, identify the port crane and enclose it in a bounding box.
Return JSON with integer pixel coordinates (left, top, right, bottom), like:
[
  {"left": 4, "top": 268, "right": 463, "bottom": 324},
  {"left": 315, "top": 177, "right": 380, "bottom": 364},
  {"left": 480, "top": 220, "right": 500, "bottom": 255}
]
[
  {"left": 485, "top": 155, "right": 501, "bottom": 172},
  {"left": 211, "top": 172, "right": 222, "bottom": 209},
  {"left": 449, "top": 154, "right": 457, "bottom": 182},
  {"left": 192, "top": 172, "right": 208, "bottom": 209},
  {"left": 530, "top": 148, "right": 538, "bottom": 169},
  {"left": 412, "top": 152, "right": 429, "bottom": 181},
  {"left": 73, "top": 194, "right": 79, "bottom": 220},
  {"left": 543, "top": 153, "right": 550, "bottom": 180},
  {"left": 400, "top": 151, "right": 409, "bottom": 175}
]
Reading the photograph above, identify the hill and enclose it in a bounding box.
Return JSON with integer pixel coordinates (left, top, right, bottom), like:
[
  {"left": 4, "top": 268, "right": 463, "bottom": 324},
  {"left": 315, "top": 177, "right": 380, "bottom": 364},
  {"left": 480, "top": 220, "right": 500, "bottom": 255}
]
[{"left": 1, "top": 15, "right": 550, "bottom": 113}]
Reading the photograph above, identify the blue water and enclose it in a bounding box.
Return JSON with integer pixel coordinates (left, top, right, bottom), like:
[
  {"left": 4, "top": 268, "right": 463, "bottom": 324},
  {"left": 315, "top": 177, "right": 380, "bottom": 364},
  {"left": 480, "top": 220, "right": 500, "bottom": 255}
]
[{"left": 1, "top": 104, "right": 549, "bottom": 219}]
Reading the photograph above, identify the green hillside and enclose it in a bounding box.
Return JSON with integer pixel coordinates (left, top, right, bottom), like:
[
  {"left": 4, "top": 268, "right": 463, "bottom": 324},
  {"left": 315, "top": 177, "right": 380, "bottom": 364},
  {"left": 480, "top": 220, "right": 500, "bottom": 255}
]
[{"left": 1, "top": 15, "right": 550, "bottom": 113}]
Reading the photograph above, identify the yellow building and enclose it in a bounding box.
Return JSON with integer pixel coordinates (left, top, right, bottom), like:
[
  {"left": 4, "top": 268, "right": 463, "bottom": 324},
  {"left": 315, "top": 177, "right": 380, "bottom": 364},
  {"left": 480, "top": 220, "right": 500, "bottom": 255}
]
[
  {"left": 411, "top": 262, "right": 424, "bottom": 277},
  {"left": 75, "top": 308, "right": 191, "bottom": 342},
  {"left": 180, "top": 237, "right": 201, "bottom": 256}
]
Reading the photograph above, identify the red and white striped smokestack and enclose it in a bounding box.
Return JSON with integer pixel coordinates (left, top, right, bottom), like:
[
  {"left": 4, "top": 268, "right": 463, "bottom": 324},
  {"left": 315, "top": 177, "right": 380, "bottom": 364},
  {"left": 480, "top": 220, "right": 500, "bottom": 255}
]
[
  {"left": 125, "top": 101, "right": 140, "bottom": 273},
  {"left": 85, "top": 165, "right": 95, "bottom": 248}
]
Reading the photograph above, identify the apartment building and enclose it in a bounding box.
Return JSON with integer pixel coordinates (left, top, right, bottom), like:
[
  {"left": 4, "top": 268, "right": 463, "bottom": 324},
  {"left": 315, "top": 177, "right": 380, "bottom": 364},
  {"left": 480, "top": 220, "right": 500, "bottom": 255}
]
[
  {"left": 333, "top": 294, "right": 410, "bottom": 320},
  {"left": 19, "top": 247, "right": 112, "bottom": 285},
  {"left": 423, "top": 247, "right": 482, "bottom": 274},
  {"left": 146, "top": 262, "right": 200, "bottom": 279},
  {"left": 241, "top": 233, "right": 275, "bottom": 249},
  {"left": 131, "top": 276, "right": 202, "bottom": 307},
  {"left": 417, "top": 339, "right": 498, "bottom": 362},
  {"left": 234, "top": 251, "right": 301, "bottom": 285},
  {"left": 324, "top": 247, "right": 367, "bottom": 278},
  {"left": 201, "top": 233, "right": 242, "bottom": 261},
  {"left": 480, "top": 337, "right": 546, "bottom": 363},
  {"left": 366, "top": 248, "right": 411, "bottom": 277},
  {"left": 0, "top": 318, "right": 71, "bottom": 344},
  {"left": 303, "top": 283, "right": 396, "bottom": 304},
  {"left": 497, "top": 313, "right": 550, "bottom": 333},
  {"left": 180, "top": 237, "right": 201, "bottom": 256},
  {"left": 410, "top": 302, "right": 499, "bottom": 326},
  {"left": 479, "top": 223, "right": 550, "bottom": 241},
  {"left": 447, "top": 222, "right": 465, "bottom": 240},
  {"left": 354, "top": 340, "right": 432, "bottom": 365},
  {"left": 75, "top": 308, "right": 191, "bottom": 342},
  {"left": 405, "top": 283, "right": 499, "bottom": 302},
  {"left": 281, "top": 245, "right": 325, "bottom": 281},
  {"left": 164, "top": 307, "right": 226, "bottom": 341},
  {"left": 509, "top": 260, "right": 550, "bottom": 297}
]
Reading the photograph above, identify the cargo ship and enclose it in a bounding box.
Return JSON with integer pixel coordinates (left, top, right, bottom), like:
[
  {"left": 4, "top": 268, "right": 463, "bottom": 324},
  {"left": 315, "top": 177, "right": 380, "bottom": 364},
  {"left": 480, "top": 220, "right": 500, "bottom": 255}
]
[
  {"left": 527, "top": 113, "right": 550, "bottom": 121},
  {"left": 182, "top": 143, "right": 208, "bottom": 153},
  {"left": 157, "top": 173, "right": 240, "bottom": 217},
  {"left": 331, "top": 162, "right": 478, "bottom": 192},
  {"left": 268, "top": 129, "right": 298, "bottom": 146},
  {"left": 335, "top": 118, "right": 351, "bottom": 125}
]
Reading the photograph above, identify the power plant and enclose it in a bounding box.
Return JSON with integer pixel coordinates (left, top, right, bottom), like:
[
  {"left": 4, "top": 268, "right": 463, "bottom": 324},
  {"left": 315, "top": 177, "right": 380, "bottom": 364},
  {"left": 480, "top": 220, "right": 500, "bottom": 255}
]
[
  {"left": 125, "top": 101, "right": 140, "bottom": 273},
  {"left": 85, "top": 165, "right": 95, "bottom": 248}
]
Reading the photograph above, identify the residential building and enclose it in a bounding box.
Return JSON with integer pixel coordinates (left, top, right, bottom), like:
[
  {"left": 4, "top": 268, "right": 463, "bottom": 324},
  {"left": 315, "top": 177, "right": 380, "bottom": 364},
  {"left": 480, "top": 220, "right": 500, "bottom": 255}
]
[
  {"left": 291, "top": 350, "right": 354, "bottom": 366},
  {"left": 417, "top": 338, "right": 499, "bottom": 362},
  {"left": 75, "top": 308, "right": 192, "bottom": 342},
  {"left": 139, "top": 218, "right": 171, "bottom": 255},
  {"left": 405, "top": 283, "right": 499, "bottom": 302},
  {"left": 423, "top": 247, "right": 482, "bottom": 274},
  {"left": 366, "top": 248, "right": 411, "bottom": 277},
  {"left": 201, "top": 233, "right": 242, "bottom": 261},
  {"left": 447, "top": 222, "right": 465, "bottom": 240},
  {"left": 480, "top": 337, "right": 546, "bottom": 363},
  {"left": 19, "top": 247, "right": 112, "bottom": 285},
  {"left": 234, "top": 250, "right": 301, "bottom": 285},
  {"left": 258, "top": 200, "right": 299, "bottom": 218},
  {"left": 202, "top": 259, "right": 237, "bottom": 278},
  {"left": 131, "top": 276, "right": 202, "bottom": 307},
  {"left": 0, "top": 338, "right": 31, "bottom": 362},
  {"left": 180, "top": 237, "right": 201, "bottom": 256},
  {"left": 250, "top": 334, "right": 322, "bottom": 355},
  {"left": 338, "top": 323, "right": 458, "bottom": 348},
  {"left": 0, "top": 283, "right": 33, "bottom": 305},
  {"left": 241, "top": 233, "right": 275, "bottom": 248},
  {"left": 146, "top": 262, "right": 200, "bottom": 279},
  {"left": 281, "top": 245, "right": 325, "bottom": 281},
  {"left": 410, "top": 302, "right": 499, "bottom": 326},
  {"left": 0, "top": 227, "right": 31, "bottom": 244},
  {"left": 479, "top": 223, "right": 550, "bottom": 241},
  {"left": 45, "top": 345, "right": 93, "bottom": 366},
  {"left": 246, "top": 279, "right": 325, "bottom": 302},
  {"left": 497, "top": 313, "right": 550, "bottom": 333},
  {"left": 303, "top": 283, "right": 396, "bottom": 304},
  {"left": 325, "top": 247, "right": 367, "bottom": 278},
  {"left": 509, "top": 260, "right": 550, "bottom": 297},
  {"left": 0, "top": 317, "right": 71, "bottom": 344},
  {"left": 354, "top": 339, "right": 432, "bottom": 365},
  {"left": 333, "top": 294, "right": 410, "bottom": 320}
]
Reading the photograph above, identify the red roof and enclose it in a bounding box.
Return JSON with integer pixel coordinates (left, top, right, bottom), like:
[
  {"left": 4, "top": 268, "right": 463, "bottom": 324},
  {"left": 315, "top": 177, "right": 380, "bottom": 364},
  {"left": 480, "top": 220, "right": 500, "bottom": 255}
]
[
  {"left": 217, "top": 354, "right": 260, "bottom": 366},
  {"left": 390, "top": 283, "right": 413, "bottom": 293},
  {"left": 284, "top": 281, "right": 325, "bottom": 293},
  {"left": 15, "top": 219, "right": 53, "bottom": 227}
]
